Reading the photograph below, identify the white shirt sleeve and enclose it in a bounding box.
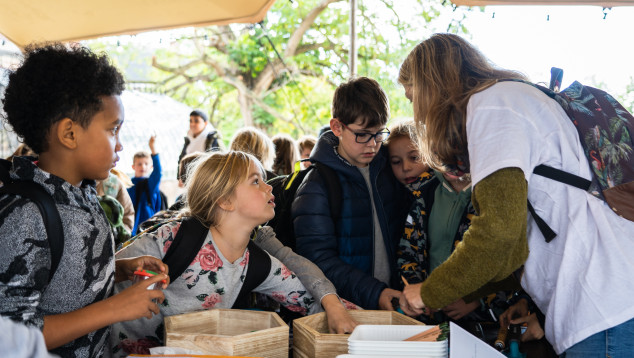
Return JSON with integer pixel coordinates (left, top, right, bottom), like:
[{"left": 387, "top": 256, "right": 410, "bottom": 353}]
[{"left": 0, "top": 316, "right": 59, "bottom": 358}]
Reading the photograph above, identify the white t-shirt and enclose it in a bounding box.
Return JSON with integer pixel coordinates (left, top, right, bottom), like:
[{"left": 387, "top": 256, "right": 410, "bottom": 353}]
[
  {"left": 185, "top": 122, "right": 215, "bottom": 154},
  {"left": 467, "top": 81, "right": 634, "bottom": 354}
]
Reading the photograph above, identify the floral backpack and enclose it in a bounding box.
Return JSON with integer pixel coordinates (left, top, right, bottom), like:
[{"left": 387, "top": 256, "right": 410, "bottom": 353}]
[{"left": 510, "top": 68, "right": 634, "bottom": 242}]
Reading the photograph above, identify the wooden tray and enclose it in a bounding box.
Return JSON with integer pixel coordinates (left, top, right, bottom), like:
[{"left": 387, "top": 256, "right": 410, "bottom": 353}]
[
  {"left": 292, "top": 310, "right": 423, "bottom": 358},
  {"left": 164, "top": 309, "right": 288, "bottom": 358}
]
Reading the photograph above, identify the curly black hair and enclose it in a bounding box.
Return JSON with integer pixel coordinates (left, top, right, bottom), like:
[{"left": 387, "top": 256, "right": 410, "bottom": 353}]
[{"left": 1, "top": 43, "right": 125, "bottom": 154}]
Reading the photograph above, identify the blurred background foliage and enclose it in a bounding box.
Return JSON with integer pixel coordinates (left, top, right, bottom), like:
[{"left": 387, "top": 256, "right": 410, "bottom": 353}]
[{"left": 85, "top": 0, "right": 477, "bottom": 143}]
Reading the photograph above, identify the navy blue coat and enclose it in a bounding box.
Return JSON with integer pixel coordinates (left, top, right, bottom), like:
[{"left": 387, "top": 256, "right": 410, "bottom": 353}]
[{"left": 292, "top": 131, "right": 410, "bottom": 309}]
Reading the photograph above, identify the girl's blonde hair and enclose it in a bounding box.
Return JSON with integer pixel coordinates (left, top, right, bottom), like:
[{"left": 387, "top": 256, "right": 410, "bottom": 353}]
[
  {"left": 229, "top": 126, "right": 275, "bottom": 171},
  {"left": 385, "top": 118, "right": 417, "bottom": 147},
  {"left": 184, "top": 151, "right": 263, "bottom": 227},
  {"left": 400, "top": 33, "right": 526, "bottom": 171}
]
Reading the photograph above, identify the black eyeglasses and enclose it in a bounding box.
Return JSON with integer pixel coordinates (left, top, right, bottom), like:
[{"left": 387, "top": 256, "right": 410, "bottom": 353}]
[{"left": 339, "top": 121, "right": 390, "bottom": 144}]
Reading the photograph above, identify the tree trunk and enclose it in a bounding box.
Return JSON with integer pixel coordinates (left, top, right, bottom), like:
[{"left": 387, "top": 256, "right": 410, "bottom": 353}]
[{"left": 237, "top": 90, "right": 254, "bottom": 127}]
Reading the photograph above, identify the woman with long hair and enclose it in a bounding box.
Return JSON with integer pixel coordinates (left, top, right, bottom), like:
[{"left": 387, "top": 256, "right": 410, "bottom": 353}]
[{"left": 399, "top": 33, "right": 634, "bottom": 356}]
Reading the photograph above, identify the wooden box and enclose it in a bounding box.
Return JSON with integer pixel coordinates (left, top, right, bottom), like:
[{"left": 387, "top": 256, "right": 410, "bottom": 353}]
[
  {"left": 164, "top": 309, "right": 288, "bottom": 358},
  {"left": 293, "top": 310, "right": 423, "bottom": 358}
]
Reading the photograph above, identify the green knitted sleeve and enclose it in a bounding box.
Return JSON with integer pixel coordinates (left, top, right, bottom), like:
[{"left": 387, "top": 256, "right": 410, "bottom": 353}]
[{"left": 419, "top": 167, "right": 529, "bottom": 309}]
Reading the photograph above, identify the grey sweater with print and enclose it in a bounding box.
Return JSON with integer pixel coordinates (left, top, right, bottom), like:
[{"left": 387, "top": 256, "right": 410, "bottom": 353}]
[{"left": 0, "top": 157, "right": 115, "bottom": 358}]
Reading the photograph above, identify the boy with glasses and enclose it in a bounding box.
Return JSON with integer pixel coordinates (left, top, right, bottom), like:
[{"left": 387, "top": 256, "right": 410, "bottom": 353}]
[{"left": 292, "top": 77, "right": 411, "bottom": 310}]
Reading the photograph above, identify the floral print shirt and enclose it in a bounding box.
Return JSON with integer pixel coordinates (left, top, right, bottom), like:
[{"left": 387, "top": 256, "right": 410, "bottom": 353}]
[{"left": 110, "top": 222, "right": 319, "bottom": 357}]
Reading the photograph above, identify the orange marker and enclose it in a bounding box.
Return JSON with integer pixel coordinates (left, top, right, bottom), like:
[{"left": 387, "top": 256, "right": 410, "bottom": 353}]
[{"left": 401, "top": 276, "right": 409, "bottom": 286}]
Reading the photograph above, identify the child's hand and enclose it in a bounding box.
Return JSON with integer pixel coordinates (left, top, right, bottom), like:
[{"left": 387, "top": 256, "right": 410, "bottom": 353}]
[
  {"left": 512, "top": 313, "right": 544, "bottom": 342},
  {"left": 108, "top": 273, "right": 167, "bottom": 322},
  {"left": 378, "top": 288, "right": 402, "bottom": 311},
  {"left": 442, "top": 298, "right": 480, "bottom": 320},
  {"left": 321, "top": 294, "right": 359, "bottom": 334},
  {"left": 149, "top": 134, "right": 157, "bottom": 155},
  {"left": 499, "top": 298, "right": 529, "bottom": 329},
  {"left": 115, "top": 256, "right": 169, "bottom": 288}
]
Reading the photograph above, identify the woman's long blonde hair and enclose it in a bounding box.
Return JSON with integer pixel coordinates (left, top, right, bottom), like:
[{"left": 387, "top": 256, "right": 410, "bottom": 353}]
[
  {"left": 184, "top": 151, "right": 263, "bottom": 228},
  {"left": 399, "top": 33, "right": 526, "bottom": 171}
]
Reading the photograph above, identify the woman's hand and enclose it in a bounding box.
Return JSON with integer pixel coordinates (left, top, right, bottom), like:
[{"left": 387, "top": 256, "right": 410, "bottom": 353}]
[
  {"left": 321, "top": 294, "right": 359, "bottom": 334},
  {"left": 115, "top": 256, "right": 169, "bottom": 288},
  {"left": 106, "top": 273, "right": 168, "bottom": 322},
  {"left": 499, "top": 298, "right": 529, "bottom": 329},
  {"left": 442, "top": 298, "right": 480, "bottom": 320},
  {"left": 399, "top": 283, "right": 427, "bottom": 317}
]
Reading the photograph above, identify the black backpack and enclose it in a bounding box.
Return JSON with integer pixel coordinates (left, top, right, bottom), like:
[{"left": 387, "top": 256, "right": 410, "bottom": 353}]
[
  {"left": 266, "top": 161, "right": 341, "bottom": 250},
  {"left": 134, "top": 178, "right": 168, "bottom": 212},
  {"left": 0, "top": 158, "right": 63, "bottom": 282}
]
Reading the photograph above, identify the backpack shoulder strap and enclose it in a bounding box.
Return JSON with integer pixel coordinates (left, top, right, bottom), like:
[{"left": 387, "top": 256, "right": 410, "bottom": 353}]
[
  {"left": 205, "top": 131, "right": 220, "bottom": 151},
  {"left": 0, "top": 160, "right": 64, "bottom": 281},
  {"left": 313, "top": 162, "right": 342, "bottom": 218},
  {"left": 133, "top": 178, "right": 151, "bottom": 211},
  {"left": 533, "top": 164, "right": 591, "bottom": 191},
  {"left": 232, "top": 236, "right": 272, "bottom": 309},
  {"left": 162, "top": 217, "right": 209, "bottom": 283}
]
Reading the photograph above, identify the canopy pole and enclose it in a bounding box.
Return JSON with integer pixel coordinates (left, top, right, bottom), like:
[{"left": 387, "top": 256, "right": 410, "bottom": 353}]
[{"left": 349, "top": 0, "right": 357, "bottom": 78}]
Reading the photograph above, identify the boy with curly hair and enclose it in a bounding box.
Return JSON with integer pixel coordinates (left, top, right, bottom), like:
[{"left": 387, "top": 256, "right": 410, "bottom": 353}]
[{"left": 0, "top": 43, "right": 168, "bottom": 358}]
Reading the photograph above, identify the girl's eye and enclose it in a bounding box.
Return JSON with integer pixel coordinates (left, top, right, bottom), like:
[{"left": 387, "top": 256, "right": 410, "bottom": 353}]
[
  {"left": 253, "top": 178, "right": 260, "bottom": 185},
  {"left": 391, "top": 160, "right": 401, "bottom": 165}
]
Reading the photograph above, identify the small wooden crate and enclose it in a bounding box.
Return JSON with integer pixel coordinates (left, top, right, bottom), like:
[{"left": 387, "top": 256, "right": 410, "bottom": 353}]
[
  {"left": 164, "top": 309, "right": 288, "bottom": 358},
  {"left": 293, "top": 310, "right": 423, "bottom": 358}
]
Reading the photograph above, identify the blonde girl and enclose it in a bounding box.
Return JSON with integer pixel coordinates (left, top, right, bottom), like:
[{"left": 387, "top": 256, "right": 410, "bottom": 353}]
[
  {"left": 229, "top": 126, "right": 276, "bottom": 179},
  {"left": 110, "top": 151, "right": 356, "bottom": 356}
]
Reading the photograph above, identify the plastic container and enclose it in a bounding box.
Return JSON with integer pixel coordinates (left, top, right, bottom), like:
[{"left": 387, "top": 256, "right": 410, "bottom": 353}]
[{"left": 347, "top": 325, "right": 448, "bottom": 357}]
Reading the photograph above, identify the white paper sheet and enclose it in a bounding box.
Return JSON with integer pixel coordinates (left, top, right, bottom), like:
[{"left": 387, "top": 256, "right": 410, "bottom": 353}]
[{"left": 449, "top": 322, "right": 506, "bottom": 358}]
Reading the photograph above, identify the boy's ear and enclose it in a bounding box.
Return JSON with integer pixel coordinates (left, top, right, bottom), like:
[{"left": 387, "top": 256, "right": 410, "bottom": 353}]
[
  {"left": 330, "top": 118, "right": 342, "bottom": 137},
  {"left": 56, "top": 118, "right": 79, "bottom": 150}
]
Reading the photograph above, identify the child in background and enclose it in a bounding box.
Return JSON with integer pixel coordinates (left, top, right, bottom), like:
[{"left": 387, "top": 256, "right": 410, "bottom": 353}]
[
  {"left": 111, "top": 151, "right": 357, "bottom": 356},
  {"left": 293, "top": 77, "right": 411, "bottom": 310},
  {"left": 0, "top": 43, "right": 167, "bottom": 358},
  {"left": 97, "top": 170, "right": 135, "bottom": 238},
  {"left": 271, "top": 133, "right": 300, "bottom": 176},
  {"left": 177, "top": 109, "right": 222, "bottom": 179},
  {"left": 229, "top": 126, "right": 276, "bottom": 179},
  {"left": 128, "top": 135, "right": 162, "bottom": 235},
  {"left": 387, "top": 119, "right": 508, "bottom": 329},
  {"left": 170, "top": 151, "right": 203, "bottom": 211},
  {"left": 297, "top": 135, "right": 317, "bottom": 169}
]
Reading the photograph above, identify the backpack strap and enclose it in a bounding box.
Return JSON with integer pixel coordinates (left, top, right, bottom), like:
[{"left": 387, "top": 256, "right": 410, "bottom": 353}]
[
  {"left": 133, "top": 179, "right": 152, "bottom": 211},
  {"left": 549, "top": 67, "right": 564, "bottom": 92},
  {"left": 529, "top": 164, "right": 593, "bottom": 242},
  {"left": 534, "top": 164, "right": 592, "bottom": 191},
  {"left": 162, "top": 217, "right": 209, "bottom": 283},
  {"left": 205, "top": 131, "right": 220, "bottom": 151},
  {"left": 232, "top": 237, "right": 272, "bottom": 309},
  {"left": 313, "top": 162, "right": 342, "bottom": 218},
  {"left": 0, "top": 160, "right": 64, "bottom": 282}
]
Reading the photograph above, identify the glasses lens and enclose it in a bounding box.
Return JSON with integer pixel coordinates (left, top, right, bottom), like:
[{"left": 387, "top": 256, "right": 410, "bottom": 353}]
[
  {"left": 355, "top": 133, "right": 372, "bottom": 143},
  {"left": 376, "top": 131, "right": 390, "bottom": 142}
]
